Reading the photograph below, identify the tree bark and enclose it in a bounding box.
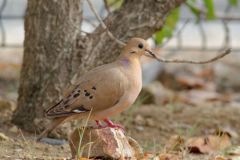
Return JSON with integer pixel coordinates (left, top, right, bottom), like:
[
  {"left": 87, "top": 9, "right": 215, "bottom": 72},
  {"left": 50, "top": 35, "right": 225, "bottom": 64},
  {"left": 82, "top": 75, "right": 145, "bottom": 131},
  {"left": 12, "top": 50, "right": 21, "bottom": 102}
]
[
  {"left": 12, "top": 0, "right": 83, "bottom": 131},
  {"left": 12, "top": 0, "right": 185, "bottom": 132}
]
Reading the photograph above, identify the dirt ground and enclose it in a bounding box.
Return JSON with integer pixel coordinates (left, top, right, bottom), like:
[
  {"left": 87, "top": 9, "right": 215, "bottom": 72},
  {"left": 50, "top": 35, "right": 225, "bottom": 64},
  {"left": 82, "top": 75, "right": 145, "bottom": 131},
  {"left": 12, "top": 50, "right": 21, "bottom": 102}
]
[
  {"left": 0, "top": 50, "right": 240, "bottom": 160},
  {"left": 1, "top": 97, "right": 240, "bottom": 159}
]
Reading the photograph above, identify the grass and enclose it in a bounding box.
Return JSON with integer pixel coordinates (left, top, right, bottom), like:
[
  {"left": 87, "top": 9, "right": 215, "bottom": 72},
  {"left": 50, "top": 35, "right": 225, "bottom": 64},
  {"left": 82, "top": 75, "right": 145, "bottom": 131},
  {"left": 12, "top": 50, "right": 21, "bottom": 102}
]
[{"left": 76, "top": 109, "right": 93, "bottom": 159}]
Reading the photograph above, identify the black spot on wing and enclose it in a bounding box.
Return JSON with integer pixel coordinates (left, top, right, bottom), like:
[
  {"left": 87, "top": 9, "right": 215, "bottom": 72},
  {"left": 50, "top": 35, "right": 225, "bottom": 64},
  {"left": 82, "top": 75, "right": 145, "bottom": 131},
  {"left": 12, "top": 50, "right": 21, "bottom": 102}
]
[
  {"left": 85, "top": 92, "right": 90, "bottom": 96},
  {"left": 92, "top": 86, "right": 96, "bottom": 90},
  {"left": 73, "top": 93, "right": 80, "bottom": 98}
]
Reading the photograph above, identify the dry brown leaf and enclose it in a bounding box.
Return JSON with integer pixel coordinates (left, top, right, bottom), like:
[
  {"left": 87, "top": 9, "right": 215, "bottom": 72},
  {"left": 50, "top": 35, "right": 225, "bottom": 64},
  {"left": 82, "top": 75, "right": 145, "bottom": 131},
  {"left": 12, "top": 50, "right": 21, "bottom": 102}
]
[
  {"left": 212, "top": 146, "right": 240, "bottom": 160},
  {"left": 226, "top": 146, "right": 240, "bottom": 157},
  {"left": 142, "top": 152, "right": 159, "bottom": 160},
  {"left": 195, "top": 67, "right": 214, "bottom": 79},
  {"left": 214, "top": 156, "right": 228, "bottom": 160},
  {"left": 159, "top": 153, "right": 180, "bottom": 160},
  {"left": 187, "top": 134, "right": 231, "bottom": 154},
  {"left": 176, "top": 75, "right": 205, "bottom": 89},
  {"left": 165, "top": 135, "right": 185, "bottom": 152},
  {"left": 79, "top": 158, "right": 90, "bottom": 160},
  {"left": 180, "top": 90, "right": 230, "bottom": 105}
]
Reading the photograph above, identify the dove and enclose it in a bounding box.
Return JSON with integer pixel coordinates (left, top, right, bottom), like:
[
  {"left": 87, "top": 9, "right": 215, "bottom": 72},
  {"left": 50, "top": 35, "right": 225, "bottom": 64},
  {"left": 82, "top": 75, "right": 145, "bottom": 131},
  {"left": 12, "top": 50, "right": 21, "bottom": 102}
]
[{"left": 37, "top": 37, "right": 157, "bottom": 141}]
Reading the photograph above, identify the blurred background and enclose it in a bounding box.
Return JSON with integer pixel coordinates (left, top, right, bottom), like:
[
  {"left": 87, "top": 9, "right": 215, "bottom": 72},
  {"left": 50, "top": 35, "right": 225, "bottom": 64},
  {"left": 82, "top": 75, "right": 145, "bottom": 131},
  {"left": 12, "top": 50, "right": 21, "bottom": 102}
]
[
  {"left": 0, "top": 0, "right": 240, "bottom": 159},
  {"left": 0, "top": 0, "right": 240, "bottom": 94}
]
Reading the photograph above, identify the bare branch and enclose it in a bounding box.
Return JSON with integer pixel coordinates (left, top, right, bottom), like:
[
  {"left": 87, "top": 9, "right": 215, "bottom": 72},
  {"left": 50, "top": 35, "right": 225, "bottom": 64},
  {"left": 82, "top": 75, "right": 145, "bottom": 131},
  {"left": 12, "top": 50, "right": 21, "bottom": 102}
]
[
  {"left": 86, "top": 0, "right": 231, "bottom": 65},
  {"left": 103, "top": 0, "right": 110, "bottom": 14},
  {"left": 150, "top": 48, "right": 231, "bottom": 64},
  {"left": 86, "top": 0, "right": 126, "bottom": 46},
  {"left": 222, "top": 4, "right": 231, "bottom": 49}
]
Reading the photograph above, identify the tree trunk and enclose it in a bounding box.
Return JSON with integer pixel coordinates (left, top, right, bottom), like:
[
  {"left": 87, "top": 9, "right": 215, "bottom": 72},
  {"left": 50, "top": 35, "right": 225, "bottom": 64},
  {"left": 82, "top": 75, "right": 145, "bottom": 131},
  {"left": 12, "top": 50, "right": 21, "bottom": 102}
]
[
  {"left": 12, "top": 0, "right": 185, "bottom": 132},
  {"left": 12, "top": 0, "right": 83, "bottom": 132}
]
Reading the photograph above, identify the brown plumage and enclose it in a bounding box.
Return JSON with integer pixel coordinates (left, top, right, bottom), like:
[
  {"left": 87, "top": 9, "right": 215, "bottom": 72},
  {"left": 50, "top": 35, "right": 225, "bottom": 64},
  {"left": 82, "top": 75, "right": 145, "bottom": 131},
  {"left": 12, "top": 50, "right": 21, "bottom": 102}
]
[{"left": 37, "top": 37, "right": 155, "bottom": 141}]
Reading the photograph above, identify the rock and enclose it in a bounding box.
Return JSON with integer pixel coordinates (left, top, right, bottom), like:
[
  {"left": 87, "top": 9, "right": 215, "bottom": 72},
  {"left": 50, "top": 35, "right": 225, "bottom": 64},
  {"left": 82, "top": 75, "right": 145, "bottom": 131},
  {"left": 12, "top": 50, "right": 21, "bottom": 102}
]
[
  {"left": 69, "top": 127, "right": 144, "bottom": 159},
  {"left": 0, "top": 132, "right": 10, "bottom": 141},
  {"left": 135, "top": 126, "right": 144, "bottom": 131},
  {"left": 159, "top": 153, "right": 179, "bottom": 160}
]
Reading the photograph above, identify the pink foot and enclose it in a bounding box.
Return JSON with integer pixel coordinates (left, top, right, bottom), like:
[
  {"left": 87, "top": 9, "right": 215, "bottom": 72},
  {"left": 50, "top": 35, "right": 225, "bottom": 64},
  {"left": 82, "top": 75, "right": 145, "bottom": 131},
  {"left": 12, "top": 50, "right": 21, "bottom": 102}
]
[
  {"left": 103, "top": 118, "right": 125, "bottom": 131},
  {"left": 94, "top": 120, "right": 105, "bottom": 129}
]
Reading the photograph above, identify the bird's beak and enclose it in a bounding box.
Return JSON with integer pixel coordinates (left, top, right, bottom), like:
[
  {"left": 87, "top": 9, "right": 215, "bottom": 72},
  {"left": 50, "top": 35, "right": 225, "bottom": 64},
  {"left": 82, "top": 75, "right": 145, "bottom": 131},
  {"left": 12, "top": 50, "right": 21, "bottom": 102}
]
[{"left": 144, "top": 49, "right": 157, "bottom": 59}]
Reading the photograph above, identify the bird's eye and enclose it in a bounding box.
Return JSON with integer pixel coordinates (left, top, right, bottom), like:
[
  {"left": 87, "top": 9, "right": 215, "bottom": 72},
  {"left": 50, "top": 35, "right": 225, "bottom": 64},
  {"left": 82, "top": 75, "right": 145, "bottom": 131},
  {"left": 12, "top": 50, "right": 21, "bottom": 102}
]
[{"left": 138, "top": 43, "right": 144, "bottom": 49}]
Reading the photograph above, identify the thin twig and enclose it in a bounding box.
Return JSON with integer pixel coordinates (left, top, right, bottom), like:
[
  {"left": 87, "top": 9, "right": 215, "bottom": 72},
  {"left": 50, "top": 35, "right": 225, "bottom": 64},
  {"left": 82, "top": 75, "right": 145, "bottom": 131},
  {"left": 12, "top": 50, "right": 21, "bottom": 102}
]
[
  {"left": 86, "top": 0, "right": 126, "bottom": 46},
  {"left": 199, "top": 20, "right": 207, "bottom": 50},
  {"left": 222, "top": 4, "right": 231, "bottom": 49},
  {"left": 149, "top": 48, "right": 231, "bottom": 64},
  {"left": 103, "top": 0, "right": 111, "bottom": 14}
]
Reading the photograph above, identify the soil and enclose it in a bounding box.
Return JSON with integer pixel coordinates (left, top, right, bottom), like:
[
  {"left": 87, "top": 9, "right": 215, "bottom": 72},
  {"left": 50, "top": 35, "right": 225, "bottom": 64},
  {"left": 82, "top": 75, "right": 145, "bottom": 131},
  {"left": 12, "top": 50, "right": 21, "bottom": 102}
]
[{"left": 1, "top": 91, "right": 240, "bottom": 159}]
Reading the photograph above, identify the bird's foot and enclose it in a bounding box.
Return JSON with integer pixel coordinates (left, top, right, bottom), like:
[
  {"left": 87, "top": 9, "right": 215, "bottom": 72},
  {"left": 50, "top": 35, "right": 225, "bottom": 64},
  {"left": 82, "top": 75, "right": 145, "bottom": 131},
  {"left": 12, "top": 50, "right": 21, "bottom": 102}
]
[
  {"left": 93, "top": 120, "right": 105, "bottom": 129},
  {"left": 93, "top": 119, "right": 125, "bottom": 132},
  {"left": 103, "top": 118, "right": 125, "bottom": 131}
]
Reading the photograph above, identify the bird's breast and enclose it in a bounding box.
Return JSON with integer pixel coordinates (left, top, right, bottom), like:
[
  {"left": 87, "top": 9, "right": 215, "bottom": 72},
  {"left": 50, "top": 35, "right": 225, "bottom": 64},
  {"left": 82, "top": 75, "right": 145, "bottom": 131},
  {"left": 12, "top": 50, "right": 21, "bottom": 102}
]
[{"left": 123, "top": 62, "right": 142, "bottom": 104}]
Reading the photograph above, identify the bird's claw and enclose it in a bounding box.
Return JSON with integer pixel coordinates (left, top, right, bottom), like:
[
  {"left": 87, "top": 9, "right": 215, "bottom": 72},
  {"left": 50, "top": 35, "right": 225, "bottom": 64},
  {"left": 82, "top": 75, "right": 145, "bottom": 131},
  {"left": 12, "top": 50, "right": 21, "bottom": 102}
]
[{"left": 94, "top": 119, "right": 125, "bottom": 133}]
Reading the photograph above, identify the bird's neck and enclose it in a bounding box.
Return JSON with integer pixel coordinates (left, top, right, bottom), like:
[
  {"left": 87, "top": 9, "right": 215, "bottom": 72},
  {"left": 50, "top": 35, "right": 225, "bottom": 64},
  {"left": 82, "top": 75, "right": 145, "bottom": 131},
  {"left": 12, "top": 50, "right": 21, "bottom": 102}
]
[
  {"left": 117, "top": 54, "right": 142, "bottom": 85},
  {"left": 117, "top": 54, "right": 141, "bottom": 68},
  {"left": 117, "top": 54, "right": 143, "bottom": 96}
]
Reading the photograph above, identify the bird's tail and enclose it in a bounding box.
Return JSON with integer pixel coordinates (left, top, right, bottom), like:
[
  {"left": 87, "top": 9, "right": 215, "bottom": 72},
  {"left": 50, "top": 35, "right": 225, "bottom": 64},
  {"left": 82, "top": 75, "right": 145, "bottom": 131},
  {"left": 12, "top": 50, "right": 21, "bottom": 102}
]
[{"left": 37, "top": 117, "right": 67, "bottom": 142}]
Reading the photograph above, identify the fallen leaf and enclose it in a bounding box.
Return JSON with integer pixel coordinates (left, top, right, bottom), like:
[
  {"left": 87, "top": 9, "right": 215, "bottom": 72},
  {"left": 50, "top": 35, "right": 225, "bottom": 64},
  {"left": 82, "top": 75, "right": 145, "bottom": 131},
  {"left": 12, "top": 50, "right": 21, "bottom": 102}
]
[
  {"left": 79, "top": 158, "right": 90, "bottom": 160},
  {"left": 215, "top": 127, "right": 238, "bottom": 139},
  {"left": 226, "top": 146, "right": 240, "bottom": 157},
  {"left": 213, "top": 147, "right": 240, "bottom": 160},
  {"left": 142, "top": 152, "right": 159, "bottom": 160},
  {"left": 180, "top": 90, "right": 230, "bottom": 105},
  {"left": 159, "top": 153, "right": 180, "bottom": 160},
  {"left": 165, "top": 135, "right": 185, "bottom": 152},
  {"left": 214, "top": 156, "right": 228, "bottom": 160},
  {"left": 176, "top": 75, "right": 206, "bottom": 89},
  {"left": 195, "top": 67, "right": 214, "bottom": 79},
  {"left": 187, "top": 134, "right": 231, "bottom": 154}
]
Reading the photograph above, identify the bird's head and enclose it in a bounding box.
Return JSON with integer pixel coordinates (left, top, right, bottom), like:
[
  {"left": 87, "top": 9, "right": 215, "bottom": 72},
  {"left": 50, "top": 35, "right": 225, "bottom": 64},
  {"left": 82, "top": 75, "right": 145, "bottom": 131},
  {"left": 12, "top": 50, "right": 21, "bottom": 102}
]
[{"left": 122, "top": 37, "right": 157, "bottom": 59}]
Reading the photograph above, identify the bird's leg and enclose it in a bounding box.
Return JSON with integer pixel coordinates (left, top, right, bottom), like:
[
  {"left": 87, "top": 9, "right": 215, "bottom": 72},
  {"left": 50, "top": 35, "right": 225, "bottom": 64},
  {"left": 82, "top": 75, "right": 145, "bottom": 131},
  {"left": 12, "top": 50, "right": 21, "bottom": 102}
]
[
  {"left": 95, "top": 120, "right": 104, "bottom": 128},
  {"left": 103, "top": 118, "right": 124, "bottom": 131}
]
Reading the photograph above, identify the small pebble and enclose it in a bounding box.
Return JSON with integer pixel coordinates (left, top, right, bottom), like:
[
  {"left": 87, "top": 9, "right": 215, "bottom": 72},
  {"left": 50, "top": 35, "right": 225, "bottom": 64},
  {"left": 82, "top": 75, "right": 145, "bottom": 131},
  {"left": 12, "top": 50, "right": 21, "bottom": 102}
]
[{"left": 135, "top": 126, "right": 144, "bottom": 131}]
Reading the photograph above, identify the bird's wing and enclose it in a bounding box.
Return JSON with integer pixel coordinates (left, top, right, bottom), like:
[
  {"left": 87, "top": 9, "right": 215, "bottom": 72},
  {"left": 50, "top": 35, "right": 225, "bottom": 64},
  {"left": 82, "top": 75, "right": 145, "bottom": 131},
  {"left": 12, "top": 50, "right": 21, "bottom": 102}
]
[{"left": 45, "top": 64, "right": 126, "bottom": 118}]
